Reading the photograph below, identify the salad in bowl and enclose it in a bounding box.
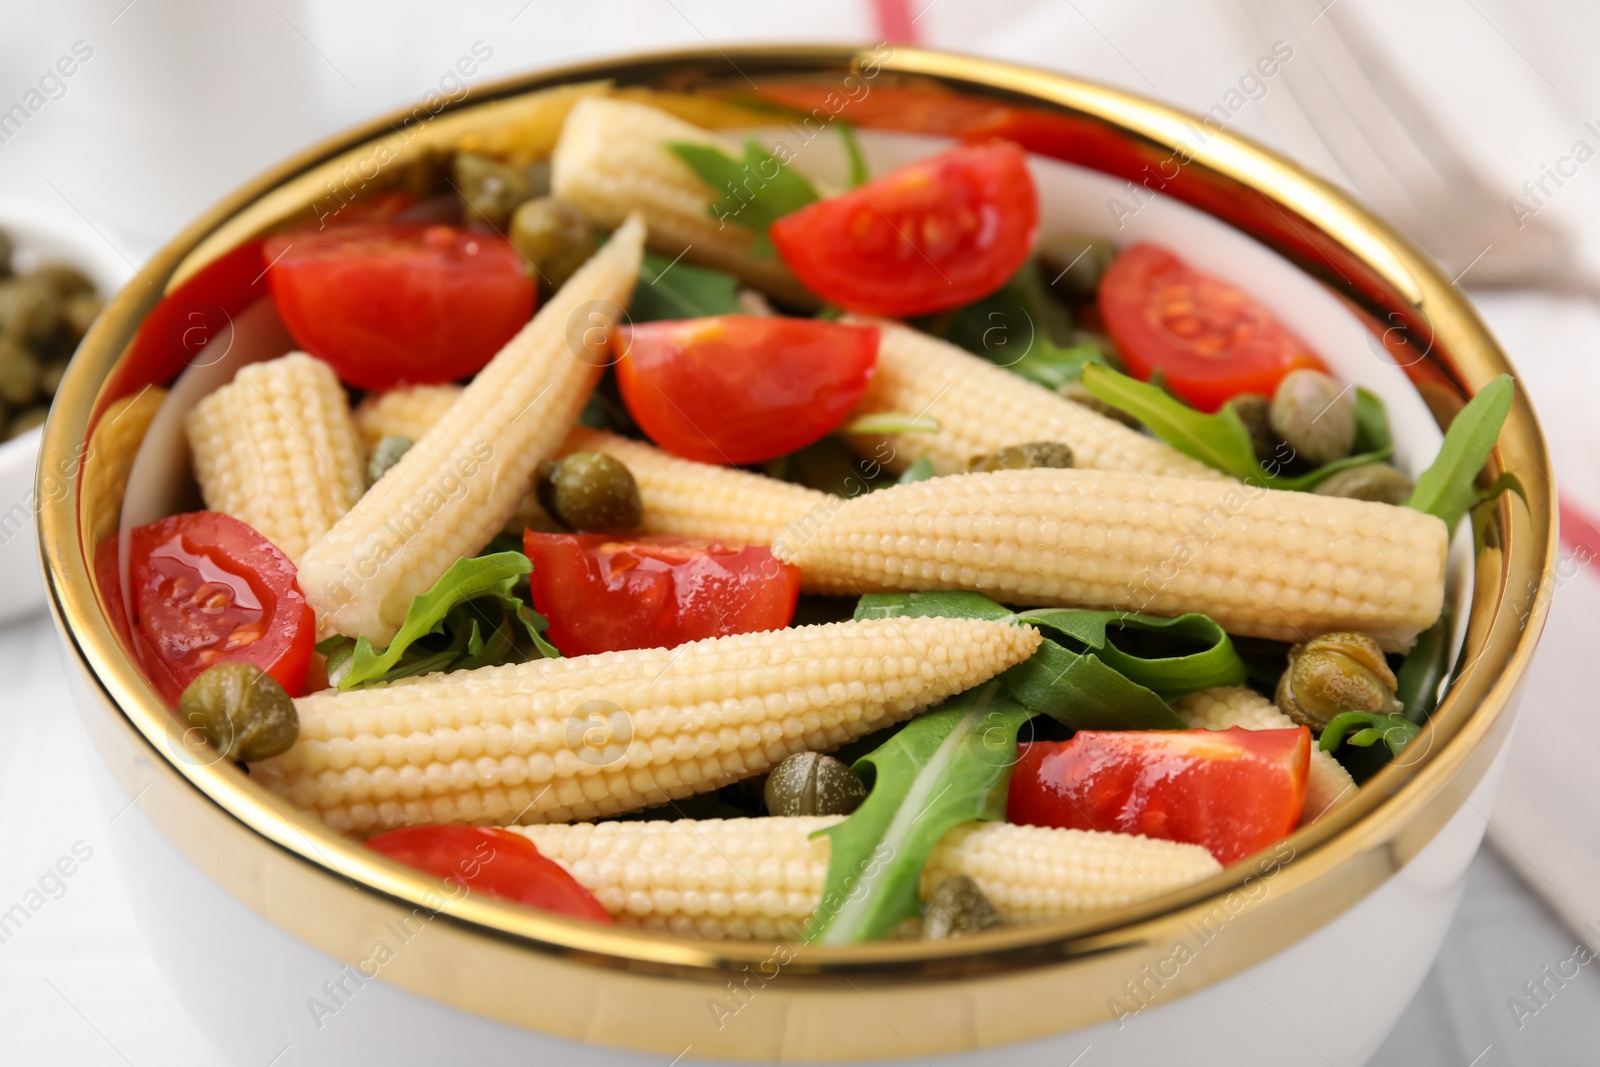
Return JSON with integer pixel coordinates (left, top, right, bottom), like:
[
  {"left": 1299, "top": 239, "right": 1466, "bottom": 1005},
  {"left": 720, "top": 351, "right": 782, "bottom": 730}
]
[{"left": 44, "top": 46, "right": 1552, "bottom": 1067}]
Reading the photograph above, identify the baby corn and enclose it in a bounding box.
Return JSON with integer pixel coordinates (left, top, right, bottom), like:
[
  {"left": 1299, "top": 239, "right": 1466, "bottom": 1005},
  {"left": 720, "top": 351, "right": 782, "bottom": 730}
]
[
  {"left": 513, "top": 816, "right": 1221, "bottom": 940},
  {"left": 185, "top": 354, "right": 364, "bottom": 564},
  {"left": 354, "top": 388, "right": 833, "bottom": 550},
  {"left": 297, "top": 215, "right": 646, "bottom": 643},
  {"left": 843, "top": 319, "right": 1225, "bottom": 481},
  {"left": 251, "top": 616, "right": 1041, "bottom": 835},
  {"left": 1174, "top": 686, "right": 1358, "bottom": 823},
  {"left": 772, "top": 468, "right": 1448, "bottom": 652},
  {"left": 551, "top": 96, "right": 811, "bottom": 305}
]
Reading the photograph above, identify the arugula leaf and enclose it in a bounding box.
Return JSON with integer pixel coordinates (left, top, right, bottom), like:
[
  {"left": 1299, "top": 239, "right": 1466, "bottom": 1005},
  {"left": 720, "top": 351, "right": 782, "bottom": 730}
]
[
  {"left": 628, "top": 251, "right": 743, "bottom": 322},
  {"left": 921, "top": 267, "right": 1105, "bottom": 387},
  {"left": 837, "top": 122, "right": 868, "bottom": 187},
  {"left": 807, "top": 683, "right": 1032, "bottom": 944},
  {"left": 1013, "top": 608, "right": 1248, "bottom": 696},
  {"left": 1353, "top": 387, "right": 1392, "bottom": 454},
  {"left": 1079, "top": 365, "right": 1393, "bottom": 490},
  {"left": 1000, "top": 641, "right": 1184, "bottom": 731},
  {"left": 838, "top": 412, "right": 942, "bottom": 435},
  {"left": 1406, "top": 374, "right": 1514, "bottom": 531},
  {"left": 1319, "top": 712, "right": 1420, "bottom": 757},
  {"left": 667, "top": 139, "right": 820, "bottom": 257},
  {"left": 335, "top": 552, "right": 558, "bottom": 690},
  {"left": 1394, "top": 613, "right": 1451, "bottom": 723},
  {"left": 896, "top": 457, "right": 936, "bottom": 485}
]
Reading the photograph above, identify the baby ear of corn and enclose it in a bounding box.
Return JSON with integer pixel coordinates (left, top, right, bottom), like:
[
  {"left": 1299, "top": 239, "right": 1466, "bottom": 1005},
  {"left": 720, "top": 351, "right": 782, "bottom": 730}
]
[
  {"left": 842, "top": 318, "right": 1226, "bottom": 481},
  {"left": 352, "top": 384, "right": 465, "bottom": 446},
  {"left": 512, "top": 816, "right": 1221, "bottom": 940},
  {"left": 185, "top": 353, "right": 364, "bottom": 564},
  {"left": 772, "top": 467, "right": 1447, "bottom": 653},
  {"left": 551, "top": 96, "right": 812, "bottom": 306},
  {"left": 297, "top": 214, "right": 646, "bottom": 643},
  {"left": 251, "top": 616, "right": 1041, "bottom": 836},
  {"left": 1174, "top": 686, "right": 1358, "bottom": 823}
]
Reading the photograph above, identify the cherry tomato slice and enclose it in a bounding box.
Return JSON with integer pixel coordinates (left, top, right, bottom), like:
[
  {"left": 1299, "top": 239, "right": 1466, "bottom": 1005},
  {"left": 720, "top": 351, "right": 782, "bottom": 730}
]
[
  {"left": 613, "top": 316, "right": 878, "bottom": 466},
  {"left": 366, "top": 825, "right": 611, "bottom": 924},
  {"left": 1097, "top": 243, "right": 1329, "bottom": 412},
  {"left": 127, "top": 512, "right": 315, "bottom": 705},
  {"left": 769, "top": 142, "right": 1038, "bottom": 317},
  {"left": 265, "top": 223, "right": 535, "bottom": 390},
  {"left": 523, "top": 532, "right": 801, "bottom": 656},
  {"left": 1007, "top": 727, "right": 1310, "bottom": 864}
]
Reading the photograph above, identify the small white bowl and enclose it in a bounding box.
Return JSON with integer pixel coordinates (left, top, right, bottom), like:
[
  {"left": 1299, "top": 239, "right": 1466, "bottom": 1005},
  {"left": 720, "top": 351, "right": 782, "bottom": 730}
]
[{"left": 0, "top": 197, "right": 134, "bottom": 624}]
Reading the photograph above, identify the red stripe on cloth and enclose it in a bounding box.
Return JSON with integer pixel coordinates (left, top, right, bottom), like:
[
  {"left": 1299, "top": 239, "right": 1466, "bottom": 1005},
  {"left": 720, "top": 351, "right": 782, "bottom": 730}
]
[
  {"left": 1559, "top": 494, "right": 1600, "bottom": 562},
  {"left": 870, "top": 0, "right": 922, "bottom": 42}
]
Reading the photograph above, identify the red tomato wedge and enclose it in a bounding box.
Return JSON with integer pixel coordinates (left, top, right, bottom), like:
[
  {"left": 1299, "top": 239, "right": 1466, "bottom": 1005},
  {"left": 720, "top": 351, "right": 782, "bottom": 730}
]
[
  {"left": 614, "top": 316, "right": 878, "bottom": 466},
  {"left": 523, "top": 532, "right": 801, "bottom": 656},
  {"left": 1007, "top": 727, "right": 1310, "bottom": 864},
  {"left": 265, "top": 223, "right": 535, "bottom": 390},
  {"left": 769, "top": 142, "right": 1038, "bottom": 317},
  {"left": 127, "top": 512, "right": 315, "bottom": 704},
  {"left": 1097, "top": 243, "right": 1329, "bottom": 412},
  {"left": 366, "top": 825, "right": 611, "bottom": 924}
]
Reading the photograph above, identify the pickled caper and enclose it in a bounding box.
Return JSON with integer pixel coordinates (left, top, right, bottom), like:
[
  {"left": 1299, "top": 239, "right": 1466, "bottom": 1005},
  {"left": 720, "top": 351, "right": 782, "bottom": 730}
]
[
  {"left": 1225, "top": 393, "right": 1277, "bottom": 463},
  {"left": 968, "top": 440, "right": 1074, "bottom": 473},
  {"left": 0, "top": 338, "right": 40, "bottom": 408},
  {"left": 39, "top": 358, "right": 68, "bottom": 398},
  {"left": 1312, "top": 463, "right": 1414, "bottom": 506},
  {"left": 0, "top": 278, "right": 61, "bottom": 343},
  {"left": 5, "top": 406, "right": 44, "bottom": 440},
  {"left": 61, "top": 292, "right": 103, "bottom": 341},
  {"left": 923, "top": 875, "right": 1002, "bottom": 940},
  {"left": 763, "top": 751, "right": 868, "bottom": 817},
  {"left": 1038, "top": 235, "right": 1117, "bottom": 300},
  {"left": 509, "top": 197, "right": 595, "bottom": 293},
  {"left": 1276, "top": 631, "right": 1400, "bottom": 730},
  {"left": 1061, "top": 379, "right": 1140, "bottom": 428},
  {"left": 536, "top": 451, "right": 642, "bottom": 532},
  {"left": 1270, "top": 369, "right": 1354, "bottom": 467},
  {"left": 31, "top": 262, "right": 95, "bottom": 298},
  {"left": 367, "top": 435, "right": 413, "bottom": 486},
  {"left": 177, "top": 662, "right": 299, "bottom": 762},
  {"left": 0, "top": 228, "right": 12, "bottom": 278},
  {"left": 453, "top": 151, "right": 534, "bottom": 230}
]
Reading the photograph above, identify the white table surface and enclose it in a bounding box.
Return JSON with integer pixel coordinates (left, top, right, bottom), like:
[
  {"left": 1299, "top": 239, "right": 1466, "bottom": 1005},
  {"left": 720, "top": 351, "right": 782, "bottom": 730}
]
[{"left": 5, "top": 2, "right": 1600, "bottom": 1064}]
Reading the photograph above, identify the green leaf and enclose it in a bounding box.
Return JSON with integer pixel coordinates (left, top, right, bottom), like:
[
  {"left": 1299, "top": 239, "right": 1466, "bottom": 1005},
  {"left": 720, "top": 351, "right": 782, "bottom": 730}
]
[
  {"left": 807, "top": 683, "right": 1033, "bottom": 944},
  {"left": 338, "top": 552, "right": 558, "bottom": 690},
  {"left": 838, "top": 412, "right": 942, "bottom": 435},
  {"left": 1011, "top": 608, "right": 1248, "bottom": 696},
  {"left": 1007, "top": 341, "right": 1107, "bottom": 390},
  {"left": 853, "top": 590, "right": 1010, "bottom": 622},
  {"left": 628, "top": 251, "right": 743, "bottom": 322},
  {"left": 1394, "top": 613, "right": 1451, "bottom": 724},
  {"left": 667, "top": 139, "right": 820, "bottom": 257},
  {"left": 919, "top": 266, "right": 1103, "bottom": 387},
  {"left": 837, "top": 122, "right": 868, "bottom": 187},
  {"left": 1319, "top": 712, "right": 1420, "bottom": 757},
  {"left": 1353, "top": 387, "right": 1392, "bottom": 454},
  {"left": 896, "top": 457, "right": 937, "bottom": 485},
  {"left": 1407, "top": 374, "right": 1515, "bottom": 531},
  {"left": 1079, "top": 365, "right": 1392, "bottom": 490}
]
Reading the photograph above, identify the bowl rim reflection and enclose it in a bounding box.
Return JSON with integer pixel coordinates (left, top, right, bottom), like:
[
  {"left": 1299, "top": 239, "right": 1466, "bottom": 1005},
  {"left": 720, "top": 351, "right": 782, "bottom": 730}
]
[{"left": 36, "top": 43, "right": 1557, "bottom": 1060}]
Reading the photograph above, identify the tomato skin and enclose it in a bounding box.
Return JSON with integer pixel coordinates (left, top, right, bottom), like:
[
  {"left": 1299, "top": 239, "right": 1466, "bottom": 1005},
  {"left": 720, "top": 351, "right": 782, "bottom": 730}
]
[
  {"left": 1097, "top": 243, "right": 1329, "bottom": 412},
  {"left": 523, "top": 532, "right": 801, "bottom": 656},
  {"left": 769, "top": 142, "right": 1038, "bottom": 317},
  {"left": 127, "top": 512, "right": 315, "bottom": 705},
  {"left": 614, "top": 316, "right": 878, "bottom": 466},
  {"left": 1007, "top": 728, "right": 1310, "bottom": 864},
  {"left": 265, "top": 223, "right": 535, "bottom": 390},
  {"left": 366, "top": 825, "right": 611, "bottom": 924}
]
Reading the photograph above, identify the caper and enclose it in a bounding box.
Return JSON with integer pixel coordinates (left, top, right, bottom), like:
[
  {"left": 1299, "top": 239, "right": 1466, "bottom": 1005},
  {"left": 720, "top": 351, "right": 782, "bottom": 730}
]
[
  {"left": 1061, "top": 380, "right": 1140, "bottom": 428},
  {"left": 923, "top": 875, "right": 1002, "bottom": 940},
  {"left": 0, "top": 228, "right": 13, "bottom": 278},
  {"left": 0, "top": 338, "right": 40, "bottom": 408},
  {"left": 61, "top": 292, "right": 103, "bottom": 341},
  {"left": 367, "top": 435, "right": 413, "bottom": 486},
  {"left": 4, "top": 407, "right": 44, "bottom": 441},
  {"left": 1270, "top": 369, "right": 1354, "bottom": 467},
  {"left": 763, "top": 751, "right": 868, "bottom": 817},
  {"left": 39, "top": 358, "right": 68, "bottom": 398},
  {"left": 453, "top": 151, "right": 534, "bottom": 231},
  {"left": 1225, "top": 393, "right": 1277, "bottom": 462},
  {"left": 536, "top": 451, "right": 642, "bottom": 532},
  {"left": 1313, "top": 462, "right": 1414, "bottom": 506},
  {"left": 1276, "top": 631, "right": 1400, "bottom": 730},
  {"left": 177, "top": 662, "right": 299, "bottom": 762},
  {"left": 509, "top": 197, "right": 595, "bottom": 293},
  {"left": 1038, "top": 235, "right": 1117, "bottom": 300},
  {"left": 31, "top": 262, "right": 95, "bottom": 298},
  {"left": 968, "top": 440, "right": 1074, "bottom": 473},
  {"left": 0, "top": 278, "right": 61, "bottom": 343}
]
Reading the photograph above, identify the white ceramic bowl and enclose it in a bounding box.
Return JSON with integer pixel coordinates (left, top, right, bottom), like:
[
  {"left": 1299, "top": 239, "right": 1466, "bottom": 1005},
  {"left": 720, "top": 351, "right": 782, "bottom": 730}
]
[
  {"left": 39, "top": 46, "right": 1555, "bottom": 1067},
  {"left": 0, "top": 197, "right": 132, "bottom": 624}
]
